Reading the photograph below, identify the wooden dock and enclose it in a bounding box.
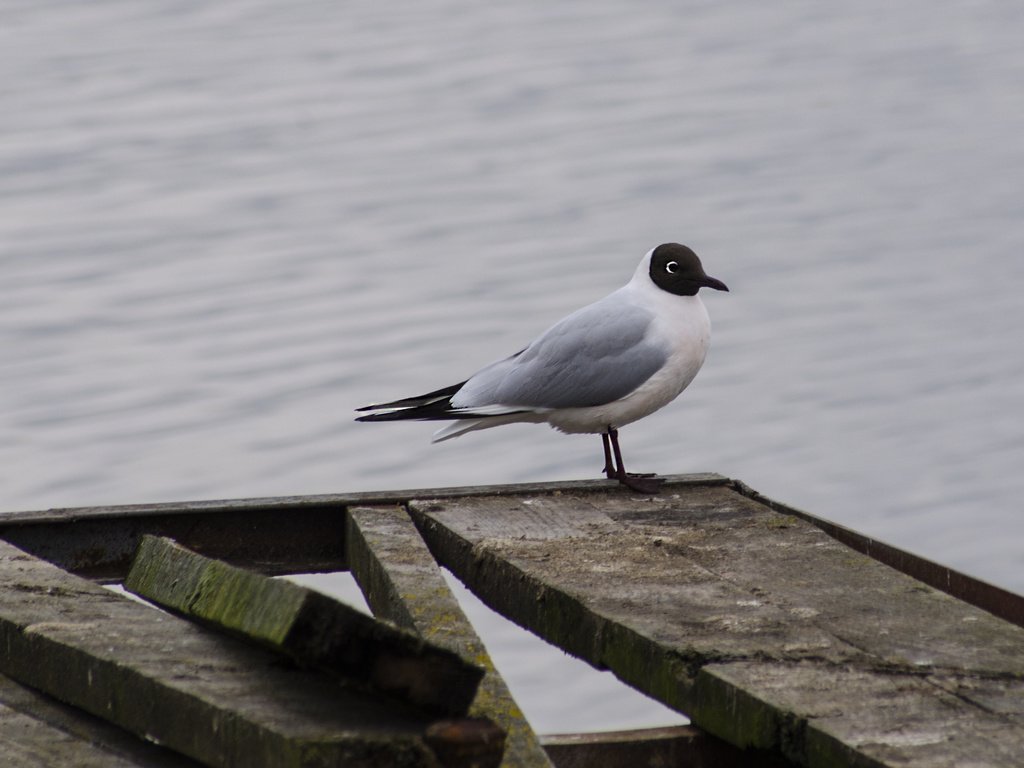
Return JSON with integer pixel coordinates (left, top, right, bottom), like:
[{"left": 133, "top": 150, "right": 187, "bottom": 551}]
[{"left": 1, "top": 474, "right": 1022, "bottom": 767}]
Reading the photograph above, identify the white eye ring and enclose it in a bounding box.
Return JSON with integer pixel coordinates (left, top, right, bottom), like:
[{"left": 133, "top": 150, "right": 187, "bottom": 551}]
[{"left": 665, "top": 261, "right": 679, "bottom": 274}]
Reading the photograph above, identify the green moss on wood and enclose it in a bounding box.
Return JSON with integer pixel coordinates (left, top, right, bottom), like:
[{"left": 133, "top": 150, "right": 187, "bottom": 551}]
[{"left": 125, "top": 535, "right": 483, "bottom": 717}]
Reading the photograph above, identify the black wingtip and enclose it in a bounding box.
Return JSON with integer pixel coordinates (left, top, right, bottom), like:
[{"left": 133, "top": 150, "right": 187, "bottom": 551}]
[
  {"left": 354, "top": 380, "right": 468, "bottom": 414},
  {"left": 354, "top": 408, "right": 423, "bottom": 423}
]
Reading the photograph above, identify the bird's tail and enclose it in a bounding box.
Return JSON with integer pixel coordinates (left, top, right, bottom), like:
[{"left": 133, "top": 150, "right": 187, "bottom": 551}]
[{"left": 357, "top": 381, "right": 541, "bottom": 450}]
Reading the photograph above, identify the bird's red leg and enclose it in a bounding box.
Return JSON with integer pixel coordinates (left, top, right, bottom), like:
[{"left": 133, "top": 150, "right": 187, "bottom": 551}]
[
  {"left": 608, "top": 428, "right": 663, "bottom": 493},
  {"left": 601, "top": 431, "right": 615, "bottom": 478}
]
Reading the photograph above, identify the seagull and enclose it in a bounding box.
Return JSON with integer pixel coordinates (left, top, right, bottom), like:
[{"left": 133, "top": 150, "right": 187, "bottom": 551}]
[{"left": 356, "top": 243, "right": 728, "bottom": 493}]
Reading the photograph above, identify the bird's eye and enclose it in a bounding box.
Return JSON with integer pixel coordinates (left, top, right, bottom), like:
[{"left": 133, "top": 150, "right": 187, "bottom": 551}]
[{"left": 665, "top": 261, "right": 679, "bottom": 274}]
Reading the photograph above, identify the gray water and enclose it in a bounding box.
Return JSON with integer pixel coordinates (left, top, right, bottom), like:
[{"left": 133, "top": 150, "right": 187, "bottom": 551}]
[{"left": 4, "top": 0, "right": 1024, "bottom": 734}]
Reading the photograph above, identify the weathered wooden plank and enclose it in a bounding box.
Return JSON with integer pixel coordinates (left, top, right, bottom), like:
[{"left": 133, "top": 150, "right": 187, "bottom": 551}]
[
  {"left": 124, "top": 535, "right": 483, "bottom": 717},
  {"left": 0, "top": 475, "right": 731, "bottom": 525},
  {"left": 697, "top": 662, "right": 1024, "bottom": 767},
  {"left": 0, "top": 674, "right": 201, "bottom": 768},
  {"left": 407, "top": 484, "right": 1024, "bottom": 768},
  {"left": 0, "top": 475, "right": 727, "bottom": 580},
  {"left": 345, "top": 505, "right": 553, "bottom": 768},
  {"left": 0, "top": 540, "right": 449, "bottom": 768},
  {"left": 731, "top": 479, "right": 1024, "bottom": 628}
]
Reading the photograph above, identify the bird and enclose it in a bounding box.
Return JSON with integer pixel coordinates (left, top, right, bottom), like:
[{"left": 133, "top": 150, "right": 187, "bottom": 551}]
[{"left": 355, "top": 243, "right": 728, "bottom": 493}]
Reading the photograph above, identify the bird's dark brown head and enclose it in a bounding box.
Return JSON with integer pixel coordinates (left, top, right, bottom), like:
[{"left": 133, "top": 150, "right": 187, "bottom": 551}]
[{"left": 648, "top": 243, "right": 729, "bottom": 296}]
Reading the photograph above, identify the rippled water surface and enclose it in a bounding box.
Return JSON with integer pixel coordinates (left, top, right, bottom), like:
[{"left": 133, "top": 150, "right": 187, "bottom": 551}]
[{"left": 3, "top": 0, "right": 1024, "bottom": 733}]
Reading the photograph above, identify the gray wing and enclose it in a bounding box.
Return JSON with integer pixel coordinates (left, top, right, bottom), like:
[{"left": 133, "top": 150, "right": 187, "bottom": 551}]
[{"left": 452, "top": 293, "right": 667, "bottom": 410}]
